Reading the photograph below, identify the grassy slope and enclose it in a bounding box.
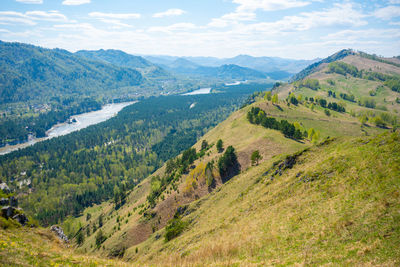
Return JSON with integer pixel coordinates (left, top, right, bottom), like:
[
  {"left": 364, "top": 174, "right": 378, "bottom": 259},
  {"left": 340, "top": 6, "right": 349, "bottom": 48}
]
[
  {"left": 132, "top": 131, "right": 400, "bottom": 266},
  {"left": 276, "top": 54, "right": 400, "bottom": 116},
  {"left": 70, "top": 87, "right": 387, "bottom": 262},
  {"left": 4, "top": 52, "right": 398, "bottom": 266},
  {"left": 0, "top": 227, "right": 128, "bottom": 266}
]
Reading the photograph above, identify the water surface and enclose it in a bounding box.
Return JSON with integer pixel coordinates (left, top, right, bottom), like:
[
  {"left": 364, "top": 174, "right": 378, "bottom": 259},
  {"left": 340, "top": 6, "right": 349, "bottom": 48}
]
[{"left": 0, "top": 101, "right": 135, "bottom": 155}]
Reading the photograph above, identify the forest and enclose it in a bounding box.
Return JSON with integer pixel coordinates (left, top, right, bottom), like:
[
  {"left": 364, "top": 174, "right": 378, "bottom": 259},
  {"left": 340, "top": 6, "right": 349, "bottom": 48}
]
[{"left": 0, "top": 83, "right": 271, "bottom": 225}]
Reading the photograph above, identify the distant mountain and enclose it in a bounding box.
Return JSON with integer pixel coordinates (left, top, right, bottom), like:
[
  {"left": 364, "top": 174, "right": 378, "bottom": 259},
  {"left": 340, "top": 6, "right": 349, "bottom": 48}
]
[
  {"left": 0, "top": 41, "right": 143, "bottom": 104},
  {"left": 162, "top": 59, "right": 268, "bottom": 80},
  {"left": 144, "top": 54, "right": 318, "bottom": 80},
  {"left": 75, "top": 49, "right": 171, "bottom": 79},
  {"left": 186, "top": 55, "right": 318, "bottom": 74}
]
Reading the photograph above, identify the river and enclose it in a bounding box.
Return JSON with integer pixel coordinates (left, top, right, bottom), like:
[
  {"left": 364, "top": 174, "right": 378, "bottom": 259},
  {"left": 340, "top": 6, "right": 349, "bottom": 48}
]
[
  {"left": 0, "top": 101, "right": 136, "bottom": 155},
  {"left": 182, "top": 88, "right": 211, "bottom": 95}
]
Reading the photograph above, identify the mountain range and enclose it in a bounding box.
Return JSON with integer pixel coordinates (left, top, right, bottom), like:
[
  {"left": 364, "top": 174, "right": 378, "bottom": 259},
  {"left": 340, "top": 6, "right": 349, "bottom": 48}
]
[
  {"left": 144, "top": 54, "right": 319, "bottom": 80},
  {"left": 1, "top": 46, "right": 400, "bottom": 266}
]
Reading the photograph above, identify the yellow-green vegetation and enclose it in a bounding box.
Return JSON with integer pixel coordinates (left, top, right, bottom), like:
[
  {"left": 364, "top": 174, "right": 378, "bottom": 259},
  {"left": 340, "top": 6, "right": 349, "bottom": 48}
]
[
  {"left": 128, "top": 131, "right": 400, "bottom": 266},
  {"left": 6, "top": 51, "right": 398, "bottom": 266},
  {"left": 276, "top": 54, "right": 400, "bottom": 131},
  {"left": 0, "top": 227, "right": 128, "bottom": 266}
]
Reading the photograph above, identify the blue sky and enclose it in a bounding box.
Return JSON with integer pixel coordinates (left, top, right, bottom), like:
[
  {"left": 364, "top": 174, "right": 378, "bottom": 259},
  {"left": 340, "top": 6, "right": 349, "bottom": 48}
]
[{"left": 0, "top": 0, "right": 399, "bottom": 59}]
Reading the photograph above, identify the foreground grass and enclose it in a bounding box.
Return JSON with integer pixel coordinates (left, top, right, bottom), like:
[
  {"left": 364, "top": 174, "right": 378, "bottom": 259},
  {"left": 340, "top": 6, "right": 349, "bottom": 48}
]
[
  {"left": 0, "top": 227, "right": 128, "bottom": 266},
  {"left": 130, "top": 131, "right": 400, "bottom": 266}
]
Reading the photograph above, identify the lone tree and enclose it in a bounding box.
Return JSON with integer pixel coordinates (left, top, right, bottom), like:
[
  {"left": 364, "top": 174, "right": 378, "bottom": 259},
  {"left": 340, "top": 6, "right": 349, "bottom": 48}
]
[
  {"left": 216, "top": 139, "right": 224, "bottom": 153},
  {"left": 76, "top": 230, "right": 84, "bottom": 246},
  {"left": 218, "top": 146, "right": 239, "bottom": 181},
  {"left": 251, "top": 150, "right": 262, "bottom": 166},
  {"left": 201, "top": 140, "right": 208, "bottom": 151},
  {"left": 272, "top": 94, "right": 279, "bottom": 104}
]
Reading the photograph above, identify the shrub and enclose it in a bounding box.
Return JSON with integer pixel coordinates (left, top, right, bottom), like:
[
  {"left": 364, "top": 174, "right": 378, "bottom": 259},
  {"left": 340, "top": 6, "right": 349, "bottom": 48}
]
[
  {"left": 218, "top": 146, "right": 239, "bottom": 180},
  {"left": 95, "top": 229, "right": 106, "bottom": 248},
  {"left": 164, "top": 216, "right": 188, "bottom": 242},
  {"left": 216, "top": 139, "right": 223, "bottom": 153}
]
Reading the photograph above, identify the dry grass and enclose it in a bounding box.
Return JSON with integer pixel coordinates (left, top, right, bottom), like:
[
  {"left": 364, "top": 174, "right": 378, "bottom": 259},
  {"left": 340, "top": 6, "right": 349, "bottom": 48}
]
[
  {"left": 0, "top": 227, "right": 129, "bottom": 266},
  {"left": 130, "top": 132, "right": 400, "bottom": 266}
]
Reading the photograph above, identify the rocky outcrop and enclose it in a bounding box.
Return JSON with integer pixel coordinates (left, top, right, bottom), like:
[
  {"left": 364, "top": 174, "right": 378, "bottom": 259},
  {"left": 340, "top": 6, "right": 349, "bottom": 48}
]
[
  {"left": 0, "top": 191, "right": 29, "bottom": 226},
  {"left": 0, "top": 183, "right": 10, "bottom": 194},
  {"left": 0, "top": 198, "right": 8, "bottom": 206},
  {"left": 1, "top": 206, "right": 16, "bottom": 219},
  {"left": 9, "top": 196, "right": 18, "bottom": 207},
  {"left": 12, "top": 213, "right": 28, "bottom": 225},
  {"left": 51, "top": 225, "right": 69, "bottom": 243}
]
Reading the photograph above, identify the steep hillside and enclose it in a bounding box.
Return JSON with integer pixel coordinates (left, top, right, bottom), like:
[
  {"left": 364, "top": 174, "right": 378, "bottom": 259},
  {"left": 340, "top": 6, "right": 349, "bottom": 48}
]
[
  {"left": 130, "top": 131, "right": 400, "bottom": 266},
  {"left": 0, "top": 41, "right": 144, "bottom": 104},
  {"left": 62, "top": 50, "right": 400, "bottom": 266},
  {"left": 75, "top": 49, "right": 171, "bottom": 79},
  {"left": 2, "top": 50, "right": 399, "bottom": 266},
  {"left": 0, "top": 227, "right": 129, "bottom": 266},
  {"left": 275, "top": 51, "right": 400, "bottom": 127}
]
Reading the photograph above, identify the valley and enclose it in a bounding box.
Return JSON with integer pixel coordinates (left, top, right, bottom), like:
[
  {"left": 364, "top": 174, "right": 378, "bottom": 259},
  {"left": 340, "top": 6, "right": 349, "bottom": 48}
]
[
  {"left": 1, "top": 44, "right": 399, "bottom": 266},
  {"left": 0, "top": 101, "right": 136, "bottom": 155}
]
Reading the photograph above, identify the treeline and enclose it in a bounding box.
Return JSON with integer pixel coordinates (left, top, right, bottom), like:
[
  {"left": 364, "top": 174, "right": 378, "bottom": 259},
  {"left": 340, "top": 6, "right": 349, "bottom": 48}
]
[
  {"left": 0, "top": 98, "right": 101, "bottom": 145},
  {"left": 0, "top": 83, "right": 268, "bottom": 225},
  {"left": 327, "top": 61, "right": 400, "bottom": 92},
  {"left": 247, "top": 107, "right": 304, "bottom": 140}
]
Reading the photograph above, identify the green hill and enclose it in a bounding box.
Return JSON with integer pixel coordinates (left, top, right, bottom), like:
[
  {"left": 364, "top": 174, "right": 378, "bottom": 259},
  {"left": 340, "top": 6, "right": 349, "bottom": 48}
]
[
  {"left": 0, "top": 41, "right": 144, "bottom": 104},
  {"left": 75, "top": 49, "right": 171, "bottom": 79},
  {"left": 1, "top": 50, "right": 400, "bottom": 266}
]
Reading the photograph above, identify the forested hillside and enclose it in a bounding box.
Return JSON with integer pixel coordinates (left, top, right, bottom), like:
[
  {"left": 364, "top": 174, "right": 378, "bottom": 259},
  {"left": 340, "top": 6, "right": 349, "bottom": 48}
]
[
  {"left": 75, "top": 49, "right": 171, "bottom": 79},
  {"left": 0, "top": 41, "right": 143, "bottom": 104},
  {"left": 54, "top": 50, "right": 399, "bottom": 266},
  {"left": 0, "top": 83, "right": 271, "bottom": 225}
]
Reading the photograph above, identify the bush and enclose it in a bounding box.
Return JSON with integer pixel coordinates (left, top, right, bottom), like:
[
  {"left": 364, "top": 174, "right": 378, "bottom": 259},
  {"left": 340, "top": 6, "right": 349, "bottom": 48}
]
[
  {"left": 95, "top": 229, "right": 107, "bottom": 248},
  {"left": 298, "top": 79, "right": 320, "bottom": 90},
  {"left": 216, "top": 139, "right": 223, "bottom": 153},
  {"left": 327, "top": 61, "right": 359, "bottom": 77},
  {"left": 247, "top": 107, "right": 304, "bottom": 140},
  {"left": 324, "top": 109, "right": 331, "bottom": 116},
  {"left": 218, "top": 146, "right": 239, "bottom": 180},
  {"left": 164, "top": 216, "right": 188, "bottom": 242},
  {"left": 359, "top": 97, "right": 376, "bottom": 109}
]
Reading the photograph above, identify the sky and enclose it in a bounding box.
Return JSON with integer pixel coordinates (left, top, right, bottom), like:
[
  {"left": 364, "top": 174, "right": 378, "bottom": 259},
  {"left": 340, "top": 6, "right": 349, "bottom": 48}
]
[{"left": 0, "top": 0, "right": 399, "bottom": 59}]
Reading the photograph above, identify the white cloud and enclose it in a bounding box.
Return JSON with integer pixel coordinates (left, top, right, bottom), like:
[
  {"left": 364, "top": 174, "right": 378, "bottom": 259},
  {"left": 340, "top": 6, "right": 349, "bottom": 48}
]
[
  {"left": 15, "top": 0, "right": 43, "bottom": 4},
  {"left": 208, "top": 0, "right": 311, "bottom": 28},
  {"left": 374, "top": 5, "right": 400, "bottom": 20},
  {"left": 323, "top": 29, "right": 400, "bottom": 41},
  {"left": 208, "top": 11, "right": 256, "bottom": 28},
  {"left": 389, "top": 0, "right": 400, "bottom": 4},
  {"left": 62, "top": 0, "right": 90, "bottom": 6},
  {"left": 26, "top": 11, "right": 67, "bottom": 21},
  {"left": 0, "top": 10, "right": 68, "bottom": 25},
  {"left": 149, "top": 23, "right": 197, "bottom": 33},
  {"left": 209, "top": 2, "right": 366, "bottom": 32},
  {"left": 233, "top": 0, "right": 310, "bottom": 12},
  {"left": 247, "top": 3, "right": 366, "bottom": 33},
  {"left": 89, "top": 12, "right": 141, "bottom": 20},
  {"left": 0, "top": 11, "right": 36, "bottom": 25},
  {"left": 152, "top": 9, "right": 186, "bottom": 18}
]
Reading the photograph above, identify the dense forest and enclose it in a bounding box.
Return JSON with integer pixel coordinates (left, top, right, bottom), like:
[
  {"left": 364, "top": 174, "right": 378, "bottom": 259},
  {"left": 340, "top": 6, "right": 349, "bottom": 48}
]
[
  {"left": 0, "top": 41, "right": 145, "bottom": 104},
  {"left": 0, "top": 83, "right": 271, "bottom": 225}
]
